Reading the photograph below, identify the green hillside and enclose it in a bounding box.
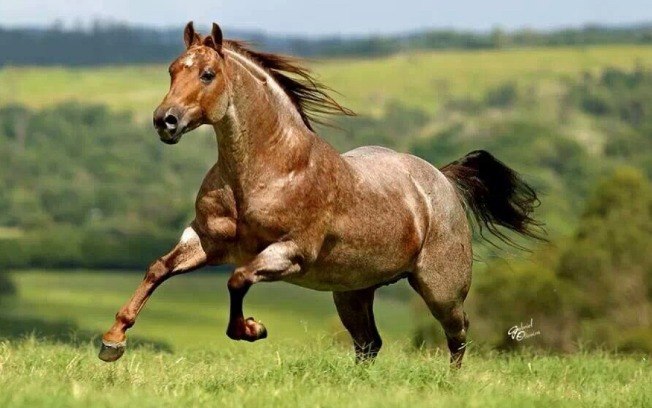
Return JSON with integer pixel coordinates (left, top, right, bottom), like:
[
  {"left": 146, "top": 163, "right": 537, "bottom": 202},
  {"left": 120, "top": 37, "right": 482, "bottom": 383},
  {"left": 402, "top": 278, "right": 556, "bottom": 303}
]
[{"left": 2, "top": 45, "right": 652, "bottom": 117}]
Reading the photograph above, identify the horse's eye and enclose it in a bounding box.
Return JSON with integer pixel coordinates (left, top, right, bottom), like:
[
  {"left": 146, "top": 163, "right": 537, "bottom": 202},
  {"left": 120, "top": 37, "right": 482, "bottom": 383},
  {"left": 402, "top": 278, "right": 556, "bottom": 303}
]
[{"left": 200, "top": 70, "right": 216, "bottom": 83}]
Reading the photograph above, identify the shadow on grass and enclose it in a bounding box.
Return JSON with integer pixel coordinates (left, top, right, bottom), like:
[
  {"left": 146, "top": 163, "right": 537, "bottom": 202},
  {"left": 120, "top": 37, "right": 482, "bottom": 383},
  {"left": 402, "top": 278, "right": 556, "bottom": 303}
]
[{"left": 0, "top": 315, "right": 172, "bottom": 353}]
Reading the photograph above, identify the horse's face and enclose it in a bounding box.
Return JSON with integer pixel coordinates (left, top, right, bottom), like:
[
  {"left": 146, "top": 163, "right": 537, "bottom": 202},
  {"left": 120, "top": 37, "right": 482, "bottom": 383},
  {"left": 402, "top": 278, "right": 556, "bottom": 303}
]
[{"left": 153, "top": 22, "right": 228, "bottom": 144}]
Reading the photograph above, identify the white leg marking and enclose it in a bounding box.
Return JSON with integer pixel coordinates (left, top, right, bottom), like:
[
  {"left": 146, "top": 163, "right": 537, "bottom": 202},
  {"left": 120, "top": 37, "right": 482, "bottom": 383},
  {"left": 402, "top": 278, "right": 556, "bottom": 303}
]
[{"left": 180, "top": 227, "right": 200, "bottom": 245}]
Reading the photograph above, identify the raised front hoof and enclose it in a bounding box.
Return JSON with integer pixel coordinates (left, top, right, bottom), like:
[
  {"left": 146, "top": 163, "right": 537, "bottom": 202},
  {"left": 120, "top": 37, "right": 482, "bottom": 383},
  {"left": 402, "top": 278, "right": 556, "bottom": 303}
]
[
  {"left": 227, "top": 317, "right": 268, "bottom": 342},
  {"left": 98, "top": 339, "right": 126, "bottom": 362},
  {"left": 243, "top": 317, "right": 268, "bottom": 342}
]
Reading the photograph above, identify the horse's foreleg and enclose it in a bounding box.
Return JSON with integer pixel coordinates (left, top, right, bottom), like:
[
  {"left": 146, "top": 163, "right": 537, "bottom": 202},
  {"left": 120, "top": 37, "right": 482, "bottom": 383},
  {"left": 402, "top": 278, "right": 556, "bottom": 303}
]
[
  {"left": 98, "top": 226, "right": 208, "bottom": 362},
  {"left": 333, "top": 287, "right": 382, "bottom": 362},
  {"left": 226, "top": 241, "right": 301, "bottom": 342}
]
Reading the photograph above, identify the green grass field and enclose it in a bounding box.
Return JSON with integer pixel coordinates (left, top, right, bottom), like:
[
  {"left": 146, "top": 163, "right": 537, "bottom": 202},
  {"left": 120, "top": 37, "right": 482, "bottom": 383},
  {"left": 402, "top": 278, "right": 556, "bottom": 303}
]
[
  {"left": 3, "top": 271, "right": 412, "bottom": 349},
  {"left": 2, "top": 45, "right": 652, "bottom": 117},
  {"left": 1, "top": 271, "right": 650, "bottom": 407},
  {"left": 2, "top": 339, "right": 649, "bottom": 407}
]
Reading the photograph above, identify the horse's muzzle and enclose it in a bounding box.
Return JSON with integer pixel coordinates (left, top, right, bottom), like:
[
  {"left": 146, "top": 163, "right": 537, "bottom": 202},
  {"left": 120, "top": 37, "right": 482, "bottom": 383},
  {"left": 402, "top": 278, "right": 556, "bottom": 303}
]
[
  {"left": 153, "top": 106, "right": 187, "bottom": 144},
  {"left": 157, "top": 129, "right": 183, "bottom": 144}
]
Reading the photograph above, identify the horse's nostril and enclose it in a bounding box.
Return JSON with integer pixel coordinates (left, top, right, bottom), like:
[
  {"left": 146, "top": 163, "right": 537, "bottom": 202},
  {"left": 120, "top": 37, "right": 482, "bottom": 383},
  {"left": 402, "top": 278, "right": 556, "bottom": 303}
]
[{"left": 164, "top": 114, "right": 178, "bottom": 128}]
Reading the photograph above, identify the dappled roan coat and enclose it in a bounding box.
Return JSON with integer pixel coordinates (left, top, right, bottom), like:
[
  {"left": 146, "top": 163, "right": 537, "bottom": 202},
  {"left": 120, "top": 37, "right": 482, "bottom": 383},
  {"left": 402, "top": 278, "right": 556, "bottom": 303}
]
[{"left": 98, "top": 22, "right": 543, "bottom": 368}]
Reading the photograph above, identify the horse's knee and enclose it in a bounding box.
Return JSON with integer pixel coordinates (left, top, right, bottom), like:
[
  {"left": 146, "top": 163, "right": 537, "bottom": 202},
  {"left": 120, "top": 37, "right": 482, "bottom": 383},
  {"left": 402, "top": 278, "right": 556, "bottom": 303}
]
[
  {"left": 227, "top": 268, "right": 251, "bottom": 291},
  {"left": 144, "top": 259, "right": 169, "bottom": 283}
]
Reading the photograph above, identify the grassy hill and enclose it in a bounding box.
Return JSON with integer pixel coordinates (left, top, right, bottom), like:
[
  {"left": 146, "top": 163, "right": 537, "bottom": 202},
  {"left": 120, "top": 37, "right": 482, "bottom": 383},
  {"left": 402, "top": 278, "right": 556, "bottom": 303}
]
[
  {"left": 2, "top": 45, "right": 652, "bottom": 117},
  {"left": 1, "top": 44, "right": 650, "bottom": 269}
]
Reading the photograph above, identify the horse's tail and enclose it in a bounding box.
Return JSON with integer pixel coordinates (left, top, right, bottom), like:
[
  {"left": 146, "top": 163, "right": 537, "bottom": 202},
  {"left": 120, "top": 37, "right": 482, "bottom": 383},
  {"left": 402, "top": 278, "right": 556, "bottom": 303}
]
[{"left": 441, "top": 150, "right": 545, "bottom": 248}]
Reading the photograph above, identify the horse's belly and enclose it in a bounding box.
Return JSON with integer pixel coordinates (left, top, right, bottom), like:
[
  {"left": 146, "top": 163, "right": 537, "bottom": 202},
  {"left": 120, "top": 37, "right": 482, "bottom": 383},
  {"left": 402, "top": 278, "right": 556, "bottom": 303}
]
[
  {"left": 284, "top": 262, "right": 409, "bottom": 292},
  {"left": 284, "top": 226, "right": 420, "bottom": 291}
]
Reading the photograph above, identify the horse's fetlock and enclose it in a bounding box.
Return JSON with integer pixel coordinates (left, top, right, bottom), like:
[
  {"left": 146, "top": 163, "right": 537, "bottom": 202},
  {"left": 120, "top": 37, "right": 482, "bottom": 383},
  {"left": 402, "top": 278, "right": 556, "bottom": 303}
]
[
  {"left": 116, "top": 312, "right": 135, "bottom": 328},
  {"left": 227, "top": 269, "right": 249, "bottom": 290}
]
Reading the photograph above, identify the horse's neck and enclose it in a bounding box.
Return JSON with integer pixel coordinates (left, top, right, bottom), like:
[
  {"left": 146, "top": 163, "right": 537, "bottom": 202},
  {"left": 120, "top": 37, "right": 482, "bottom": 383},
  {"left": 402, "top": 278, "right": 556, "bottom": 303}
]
[{"left": 213, "top": 54, "right": 315, "bottom": 191}]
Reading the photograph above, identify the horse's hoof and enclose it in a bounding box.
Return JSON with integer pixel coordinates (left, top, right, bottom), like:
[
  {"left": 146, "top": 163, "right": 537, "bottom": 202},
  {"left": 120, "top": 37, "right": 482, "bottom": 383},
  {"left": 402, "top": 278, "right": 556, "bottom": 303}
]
[
  {"left": 244, "top": 317, "right": 268, "bottom": 341},
  {"left": 98, "top": 339, "right": 126, "bottom": 362},
  {"left": 226, "top": 318, "right": 268, "bottom": 341}
]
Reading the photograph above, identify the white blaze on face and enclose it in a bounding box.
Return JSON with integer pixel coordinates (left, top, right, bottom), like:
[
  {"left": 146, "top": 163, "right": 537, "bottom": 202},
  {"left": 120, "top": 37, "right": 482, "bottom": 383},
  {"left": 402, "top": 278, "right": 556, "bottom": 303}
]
[
  {"left": 182, "top": 54, "right": 195, "bottom": 68},
  {"left": 179, "top": 227, "right": 200, "bottom": 245}
]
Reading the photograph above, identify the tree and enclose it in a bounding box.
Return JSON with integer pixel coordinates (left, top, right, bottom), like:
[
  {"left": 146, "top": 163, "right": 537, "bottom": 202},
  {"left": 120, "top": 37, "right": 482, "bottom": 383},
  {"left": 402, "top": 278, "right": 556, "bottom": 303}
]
[
  {"left": 473, "top": 247, "right": 577, "bottom": 351},
  {"left": 490, "top": 27, "right": 509, "bottom": 49},
  {"left": 557, "top": 167, "right": 652, "bottom": 352},
  {"left": 0, "top": 270, "right": 15, "bottom": 299},
  {"left": 446, "top": 167, "right": 652, "bottom": 353}
]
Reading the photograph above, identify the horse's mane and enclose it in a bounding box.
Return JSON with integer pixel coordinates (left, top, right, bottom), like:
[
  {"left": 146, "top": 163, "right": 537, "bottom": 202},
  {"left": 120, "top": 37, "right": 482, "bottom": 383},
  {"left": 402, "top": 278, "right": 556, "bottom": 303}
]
[{"left": 224, "top": 40, "right": 355, "bottom": 130}]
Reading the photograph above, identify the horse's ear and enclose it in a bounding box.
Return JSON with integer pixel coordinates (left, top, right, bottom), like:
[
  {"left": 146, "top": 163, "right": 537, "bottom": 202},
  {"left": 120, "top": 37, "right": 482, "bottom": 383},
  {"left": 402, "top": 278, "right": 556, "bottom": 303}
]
[
  {"left": 206, "top": 23, "right": 223, "bottom": 54},
  {"left": 183, "top": 21, "right": 201, "bottom": 48}
]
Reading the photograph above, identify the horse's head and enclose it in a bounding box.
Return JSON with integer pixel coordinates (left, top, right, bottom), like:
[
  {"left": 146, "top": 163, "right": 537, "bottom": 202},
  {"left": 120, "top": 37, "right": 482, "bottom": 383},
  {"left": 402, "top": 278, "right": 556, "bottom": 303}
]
[{"left": 153, "top": 22, "right": 229, "bottom": 144}]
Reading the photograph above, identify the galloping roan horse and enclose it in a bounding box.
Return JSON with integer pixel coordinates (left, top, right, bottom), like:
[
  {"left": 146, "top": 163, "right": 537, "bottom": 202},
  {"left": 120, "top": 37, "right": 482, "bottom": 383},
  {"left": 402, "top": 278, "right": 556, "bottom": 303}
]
[{"left": 99, "top": 22, "right": 542, "bottom": 368}]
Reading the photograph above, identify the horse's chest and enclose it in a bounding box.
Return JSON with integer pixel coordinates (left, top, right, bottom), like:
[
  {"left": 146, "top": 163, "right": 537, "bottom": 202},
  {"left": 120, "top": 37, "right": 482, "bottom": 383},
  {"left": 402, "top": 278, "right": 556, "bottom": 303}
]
[{"left": 195, "top": 188, "right": 237, "bottom": 238}]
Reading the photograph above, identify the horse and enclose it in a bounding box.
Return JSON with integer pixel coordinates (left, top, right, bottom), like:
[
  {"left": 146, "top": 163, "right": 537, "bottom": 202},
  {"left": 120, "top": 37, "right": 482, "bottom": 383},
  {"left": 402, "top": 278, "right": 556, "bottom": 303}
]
[{"left": 98, "top": 22, "right": 543, "bottom": 368}]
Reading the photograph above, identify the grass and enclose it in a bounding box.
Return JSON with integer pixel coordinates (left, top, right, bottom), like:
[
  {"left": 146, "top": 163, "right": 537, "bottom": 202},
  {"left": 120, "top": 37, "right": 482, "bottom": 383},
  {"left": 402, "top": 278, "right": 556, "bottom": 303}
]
[
  {"left": 0, "top": 271, "right": 650, "bottom": 407},
  {"left": 2, "top": 45, "right": 652, "bottom": 118},
  {"left": 0, "top": 337, "right": 649, "bottom": 407}
]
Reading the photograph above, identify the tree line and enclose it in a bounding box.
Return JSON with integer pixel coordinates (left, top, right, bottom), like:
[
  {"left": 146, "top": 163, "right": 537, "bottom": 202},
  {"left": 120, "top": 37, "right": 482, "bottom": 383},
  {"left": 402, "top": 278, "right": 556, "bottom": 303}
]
[{"left": 1, "top": 21, "right": 652, "bottom": 66}]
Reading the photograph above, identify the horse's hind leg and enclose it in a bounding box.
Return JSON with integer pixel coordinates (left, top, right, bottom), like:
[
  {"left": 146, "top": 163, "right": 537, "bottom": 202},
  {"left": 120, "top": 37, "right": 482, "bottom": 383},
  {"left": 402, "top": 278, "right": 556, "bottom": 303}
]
[
  {"left": 409, "top": 242, "right": 472, "bottom": 368},
  {"left": 333, "top": 287, "right": 382, "bottom": 362}
]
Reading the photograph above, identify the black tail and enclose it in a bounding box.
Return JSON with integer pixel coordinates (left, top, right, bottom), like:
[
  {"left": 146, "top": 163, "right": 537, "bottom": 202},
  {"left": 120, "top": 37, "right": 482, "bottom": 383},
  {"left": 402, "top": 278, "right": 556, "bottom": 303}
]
[{"left": 441, "top": 150, "right": 545, "bottom": 248}]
